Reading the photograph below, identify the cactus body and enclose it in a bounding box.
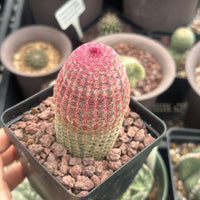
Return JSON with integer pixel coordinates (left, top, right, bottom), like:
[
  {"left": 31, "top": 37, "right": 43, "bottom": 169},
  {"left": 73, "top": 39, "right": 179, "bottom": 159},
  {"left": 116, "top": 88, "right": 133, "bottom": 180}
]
[
  {"left": 54, "top": 42, "right": 130, "bottom": 159},
  {"left": 120, "top": 55, "right": 146, "bottom": 87},
  {"left": 98, "top": 12, "right": 121, "bottom": 36},
  {"left": 170, "top": 27, "right": 195, "bottom": 53},
  {"left": 177, "top": 150, "right": 200, "bottom": 200},
  {"left": 25, "top": 49, "right": 49, "bottom": 69}
]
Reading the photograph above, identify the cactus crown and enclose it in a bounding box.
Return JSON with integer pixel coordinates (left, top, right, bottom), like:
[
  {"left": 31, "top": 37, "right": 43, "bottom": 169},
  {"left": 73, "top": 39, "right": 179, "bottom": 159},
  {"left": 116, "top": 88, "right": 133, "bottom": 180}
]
[
  {"left": 120, "top": 55, "right": 146, "bottom": 87},
  {"left": 98, "top": 12, "right": 121, "bottom": 36},
  {"left": 170, "top": 27, "right": 195, "bottom": 53},
  {"left": 54, "top": 42, "right": 130, "bottom": 159},
  {"left": 25, "top": 49, "right": 49, "bottom": 69}
]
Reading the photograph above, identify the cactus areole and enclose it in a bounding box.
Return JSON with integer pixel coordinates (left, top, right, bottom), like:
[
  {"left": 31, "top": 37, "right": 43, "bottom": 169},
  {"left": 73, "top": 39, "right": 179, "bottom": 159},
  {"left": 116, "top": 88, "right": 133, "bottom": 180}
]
[{"left": 54, "top": 42, "right": 130, "bottom": 159}]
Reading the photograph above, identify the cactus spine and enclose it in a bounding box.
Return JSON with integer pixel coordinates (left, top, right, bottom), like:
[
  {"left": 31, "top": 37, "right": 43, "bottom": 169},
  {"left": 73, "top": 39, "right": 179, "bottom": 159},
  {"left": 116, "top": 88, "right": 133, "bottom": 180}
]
[
  {"left": 54, "top": 42, "right": 130, "bottom": 160},
  {"left": 25, "top": 49, "right": 49, "bottom": 69},
  {"left": 98, "top": 12, "right": 121, "bottom": 36}
]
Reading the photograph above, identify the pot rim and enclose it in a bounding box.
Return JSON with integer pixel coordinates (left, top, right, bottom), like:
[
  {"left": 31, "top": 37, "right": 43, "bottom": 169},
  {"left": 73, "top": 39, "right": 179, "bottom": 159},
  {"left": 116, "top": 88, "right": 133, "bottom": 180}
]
[
  {"left": 185, "top": 41, "right": 200, "bottom": 96},
  {"left": 0, "top": 25, "right": 72, "bottom": 78},
  {"left": 1, "top": 86, "right": 166, "bottom": 200},
  {"left": 92, "top": 33, "right": 176, "bottom": 102}
]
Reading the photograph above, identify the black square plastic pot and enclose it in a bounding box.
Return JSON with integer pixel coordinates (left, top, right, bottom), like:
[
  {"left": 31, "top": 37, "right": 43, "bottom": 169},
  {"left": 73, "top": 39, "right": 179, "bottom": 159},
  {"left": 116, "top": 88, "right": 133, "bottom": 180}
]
[
  {"left": 166, "top": 127, "right": 200, "bottom": 200},
  {"left": 1, "top": 86, "right": 166, "bottom": 200}
]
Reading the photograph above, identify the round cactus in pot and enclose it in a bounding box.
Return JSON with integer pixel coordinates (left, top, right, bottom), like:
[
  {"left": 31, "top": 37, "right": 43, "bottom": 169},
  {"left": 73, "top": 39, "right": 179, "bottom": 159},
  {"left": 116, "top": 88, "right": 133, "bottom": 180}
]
[
  {"left": 25, "top": 49, "right": 49, "bottom": 69},
  {"left": 98, "top": 12, "right": 121, "bottom": 36},
  {"left": 170, "top": 27, "right": 195, "bottom": 53},
  {"left": 53, "top": 42, "right": 130, "bottom": 160}
]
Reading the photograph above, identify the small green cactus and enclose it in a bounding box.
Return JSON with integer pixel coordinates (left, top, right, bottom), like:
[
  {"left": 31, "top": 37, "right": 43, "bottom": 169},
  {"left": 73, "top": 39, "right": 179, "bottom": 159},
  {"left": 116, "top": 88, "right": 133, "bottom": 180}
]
[
  {"left": 25, "top": 49, "right": 49, "bottom": 69},
  {"left": 177, "top": 148, "right": 200, "bottom": 200},
  {"left": 184, "top": 169, "right": 200, "bottom": 200},
  {"left": 120, "top": 55, "right": 146, "bottom": 87},
  {"left": 170, "top": 27, "right": 195, "bottom": 53},
  {"left": 98, "top": 12, "right": 121, "bottom": 36}
]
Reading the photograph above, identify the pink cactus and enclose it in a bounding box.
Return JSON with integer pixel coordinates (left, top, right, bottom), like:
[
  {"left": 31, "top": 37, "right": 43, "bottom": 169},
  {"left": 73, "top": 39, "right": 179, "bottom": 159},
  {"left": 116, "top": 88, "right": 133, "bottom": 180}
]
[{"left": 54, "top": 42, "right": 130, "bottom": 159}]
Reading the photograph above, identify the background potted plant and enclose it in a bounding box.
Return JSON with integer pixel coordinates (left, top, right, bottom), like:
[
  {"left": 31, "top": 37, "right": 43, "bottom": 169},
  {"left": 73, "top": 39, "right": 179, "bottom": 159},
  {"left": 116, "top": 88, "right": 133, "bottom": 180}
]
[
  {"left": 184, "top": 40, "right": 200, "bottom": 128},
  {"left": 1, "top": 42, "right": 166, "bottom": 200},
  {"left": 123, "top": 0, "right": 199, "bottom": 33},
  {"left": 167, "top": 127, "right": 200, "bottom": 200},
  {"left": 0, "top": 25, "right": 72, "bottom": 98},
  {"left": 148, "top": 26, "right": 197, "bottom": 129}
]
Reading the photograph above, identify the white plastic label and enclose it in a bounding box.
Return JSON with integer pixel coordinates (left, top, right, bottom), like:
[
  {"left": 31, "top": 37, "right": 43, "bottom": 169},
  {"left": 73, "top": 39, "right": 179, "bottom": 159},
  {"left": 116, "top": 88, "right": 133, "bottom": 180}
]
[{"left": 55, "top": 0, "right": 85, "bottom": 39}]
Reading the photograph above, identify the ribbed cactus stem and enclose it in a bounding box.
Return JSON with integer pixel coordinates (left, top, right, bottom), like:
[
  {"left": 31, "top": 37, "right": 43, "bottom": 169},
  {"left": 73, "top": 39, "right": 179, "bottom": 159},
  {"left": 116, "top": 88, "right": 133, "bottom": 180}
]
[{"left": 54, "top": 42, "right": 130, "bottom": 159}]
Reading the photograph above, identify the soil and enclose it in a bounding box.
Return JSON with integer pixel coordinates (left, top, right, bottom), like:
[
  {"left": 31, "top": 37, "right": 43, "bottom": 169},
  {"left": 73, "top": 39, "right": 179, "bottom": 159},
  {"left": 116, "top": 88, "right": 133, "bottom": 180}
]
[
  {"left": 113, "top": 43, "right": 162, "bottom": 97},
  {"left": 10, "top": 96, "right": 156, "bottom": 197}
]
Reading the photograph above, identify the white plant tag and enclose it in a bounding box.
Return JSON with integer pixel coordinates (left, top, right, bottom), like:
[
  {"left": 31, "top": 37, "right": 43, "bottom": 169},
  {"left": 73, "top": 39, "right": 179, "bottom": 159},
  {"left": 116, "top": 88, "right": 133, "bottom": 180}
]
[{"left": 55, "top": 0, "right": 85, "bottom": 39}]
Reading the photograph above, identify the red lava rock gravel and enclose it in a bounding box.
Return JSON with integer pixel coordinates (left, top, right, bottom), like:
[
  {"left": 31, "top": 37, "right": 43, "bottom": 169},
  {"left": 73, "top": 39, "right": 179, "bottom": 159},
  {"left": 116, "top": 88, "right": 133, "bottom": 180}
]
[{"left": 10, "top": 96, "right": 155, "bottom": 196}]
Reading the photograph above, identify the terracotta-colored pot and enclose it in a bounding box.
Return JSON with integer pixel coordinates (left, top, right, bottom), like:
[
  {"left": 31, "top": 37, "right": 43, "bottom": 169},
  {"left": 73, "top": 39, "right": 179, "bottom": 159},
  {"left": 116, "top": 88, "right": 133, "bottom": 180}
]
[
  {"left": 184, "top": 41, "right": 200, "bottom": 128},
  {"left": 92, "top": 33, "right": 176, "bottom": 110},
  {"left": 0, "top": 25, "right": 72, "bottom": 98},
  {"left": 123, "top": 0, "right": 199, "bottom": 33}
]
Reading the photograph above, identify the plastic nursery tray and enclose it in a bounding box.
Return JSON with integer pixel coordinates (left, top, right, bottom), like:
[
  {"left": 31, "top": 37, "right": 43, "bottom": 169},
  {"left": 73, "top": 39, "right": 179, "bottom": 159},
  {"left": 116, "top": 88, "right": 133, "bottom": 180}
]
[
  {"left": 1, "top": 86, "right": 166, "bottom": 200},
  {"left": 166, "top": 127, "right": 200, "bottom": 200}
]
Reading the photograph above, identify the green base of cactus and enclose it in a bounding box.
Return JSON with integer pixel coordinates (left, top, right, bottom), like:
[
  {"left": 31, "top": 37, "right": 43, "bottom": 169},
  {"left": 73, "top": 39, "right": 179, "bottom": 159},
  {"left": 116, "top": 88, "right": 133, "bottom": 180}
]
[{"left": 55, "top": 113, "right": 123, "bottom": 160}]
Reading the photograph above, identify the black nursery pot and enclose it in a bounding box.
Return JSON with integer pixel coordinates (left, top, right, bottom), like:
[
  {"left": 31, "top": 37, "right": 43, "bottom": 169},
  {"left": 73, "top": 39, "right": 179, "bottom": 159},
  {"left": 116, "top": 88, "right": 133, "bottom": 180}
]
[
  {"left": 1, "top": 86, "right": 166, "bottom": 200},
  {"left": 166, "top": 127, "right": 200, "bottom": 200}
]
